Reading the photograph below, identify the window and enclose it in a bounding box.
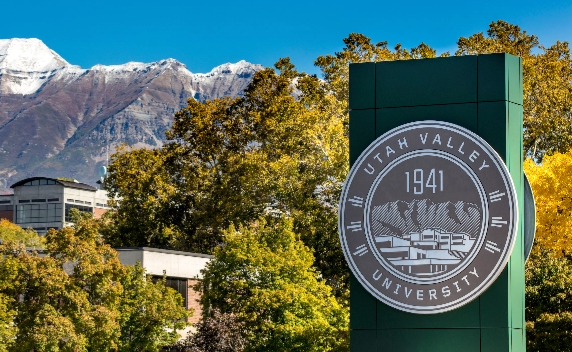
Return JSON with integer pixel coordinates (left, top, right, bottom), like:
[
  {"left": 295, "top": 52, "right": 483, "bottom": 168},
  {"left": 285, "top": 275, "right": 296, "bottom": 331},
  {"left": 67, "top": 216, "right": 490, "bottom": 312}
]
[
  {"left": 67, "top": 199, "right": 74, "bottom": 202},
  {"left": 85, "top": 202, "right": 91, "bottom": 205},
  {"left": 152, "top": 277, "right": 188, "bottom": 307},
  {"left": 22, "top": 179, "right": 57, "bottom": 186},
  {"left": 47, "top": 198, "right": 59, "bottom": 202},
  {"left": 0, "top": 200, "right": 11, "bottom": 204},
  {"left": 0, "top": 205, "right": 12, "bottom": 211},
  {"left": 31, "top": 199, "right": 46, "bottom": 203},
  {"left": 16, "top": 203, "right": 63, "bottom": 224},
  {"left": 96, "top": 203, "right": 103, "bottom": 207},
  {"left": 64, "top": 204, "right": 93, "bottom": 222},
  {"left": 19, "top": 200, "right": 30, "bottom": 203},
  {"left": 75, "top": 200, "right": 84, "bottom": 204}
]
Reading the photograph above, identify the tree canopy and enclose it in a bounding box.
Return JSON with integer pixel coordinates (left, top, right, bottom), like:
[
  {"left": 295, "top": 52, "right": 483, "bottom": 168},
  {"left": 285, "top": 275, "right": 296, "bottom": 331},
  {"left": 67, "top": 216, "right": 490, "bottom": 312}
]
[
  {"left": 197, "top": 218, "right": 348, "bottom": 352},
  {"left": 524, "top": 151, "right": 572, "bottom": 253},
  {"left": 0, "top": 219, "right": 44, "bottom": 248},
  {"left": 526, "top": 248, "right": 572, "bottom": 351},
  {"left": 104, "top": 22, "right": 572, "bottom": 297},
  {"left": 0, "top": 209, "right": 188, "bottom": 352}
]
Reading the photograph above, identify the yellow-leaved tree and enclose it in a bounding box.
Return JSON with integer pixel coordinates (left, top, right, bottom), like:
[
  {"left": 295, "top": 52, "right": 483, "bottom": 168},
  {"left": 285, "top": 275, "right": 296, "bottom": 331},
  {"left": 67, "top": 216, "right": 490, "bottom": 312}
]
[{"left": 524, "top": 152, "right": 572, "bottom": 252}]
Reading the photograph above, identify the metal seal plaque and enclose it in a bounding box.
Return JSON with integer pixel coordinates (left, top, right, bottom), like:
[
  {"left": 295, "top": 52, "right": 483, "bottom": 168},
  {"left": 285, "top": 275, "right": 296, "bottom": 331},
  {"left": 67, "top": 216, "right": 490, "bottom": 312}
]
[{"left": 339, "top": 121, "right": 518, "bottom": 314}]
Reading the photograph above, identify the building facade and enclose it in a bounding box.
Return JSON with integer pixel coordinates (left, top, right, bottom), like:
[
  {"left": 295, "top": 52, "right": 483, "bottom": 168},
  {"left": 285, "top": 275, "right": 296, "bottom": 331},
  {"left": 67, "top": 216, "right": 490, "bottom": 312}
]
[
  {"left": 0, "top": 177, "right": 110, "bottom": 235},
  {"left": 116, "top": 247, "right": 212, "bottom": 324}
]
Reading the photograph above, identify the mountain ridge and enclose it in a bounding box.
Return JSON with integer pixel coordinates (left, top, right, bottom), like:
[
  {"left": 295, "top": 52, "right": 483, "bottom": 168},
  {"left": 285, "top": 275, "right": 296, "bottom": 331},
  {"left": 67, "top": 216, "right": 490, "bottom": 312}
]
[{"left": 0, "top": 38, "right": 264, "bottom": 193}]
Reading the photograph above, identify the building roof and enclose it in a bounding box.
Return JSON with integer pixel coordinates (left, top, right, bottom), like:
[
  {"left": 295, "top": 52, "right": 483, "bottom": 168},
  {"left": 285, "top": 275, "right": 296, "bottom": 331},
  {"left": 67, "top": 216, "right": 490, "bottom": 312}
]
[
  {"left": 115, "top": 247, "right": 214, "bottom": 259},
  {"left": 11, "top": 177, "right": 97, "bottom": 191}
]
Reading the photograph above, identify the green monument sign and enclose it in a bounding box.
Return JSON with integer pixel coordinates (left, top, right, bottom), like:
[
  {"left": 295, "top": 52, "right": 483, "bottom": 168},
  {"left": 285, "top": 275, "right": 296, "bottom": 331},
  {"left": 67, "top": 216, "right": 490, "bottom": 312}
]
[{"left": 344, "top": 54, "right": 525, "bottom": 351}]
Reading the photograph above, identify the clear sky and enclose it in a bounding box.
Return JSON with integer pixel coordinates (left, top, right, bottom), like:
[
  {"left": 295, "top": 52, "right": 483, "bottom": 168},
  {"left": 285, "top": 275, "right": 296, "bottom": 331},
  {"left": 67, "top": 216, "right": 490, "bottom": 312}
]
[{"left": 2, "top": 0, "right": 571, "bottom": 75}]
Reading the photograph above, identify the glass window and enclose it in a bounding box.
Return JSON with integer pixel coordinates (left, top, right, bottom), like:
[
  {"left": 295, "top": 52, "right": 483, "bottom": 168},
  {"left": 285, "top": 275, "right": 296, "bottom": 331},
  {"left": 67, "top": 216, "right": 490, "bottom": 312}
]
[
  {"left": 40, "top": 179, "right": 47, "bottom": 185},
  {"left": 152, "top": 276, "right": 188, "bottom": 307},
  {"left": 32, "top": 199, "right": 46, "bottom": 203},
  {"left": 16, "top": 203, "right": 63, "bottom": 224},
  {"left": 31, "top": 180, "right": 39, "bottom": 186},
  {"left": 67, "top": 199, "right": 74, "bottom": 202},
  {"left": 0, "top": 200, "right": 11, "bottom": 204},
  {"left": 47, "top": 198, "right": 59, "bottom": 202},
  {"left": 19, "top": 200, "right": 30, "bottom": 203},
  {"left": 0, "top": 205, "right": 12, "bottom": 211},
  {"left": 64, "top": 204, "right": 93, "bottom": 222},
  {"left": 75, "top": 200, "right": 84, "bottom": 204}
]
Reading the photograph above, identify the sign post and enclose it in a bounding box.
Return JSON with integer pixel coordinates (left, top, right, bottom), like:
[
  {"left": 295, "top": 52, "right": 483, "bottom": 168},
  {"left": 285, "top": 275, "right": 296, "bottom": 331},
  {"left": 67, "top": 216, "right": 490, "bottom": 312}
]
[{"left": 345, "top": 54, "right": 524, "bottom": 351}]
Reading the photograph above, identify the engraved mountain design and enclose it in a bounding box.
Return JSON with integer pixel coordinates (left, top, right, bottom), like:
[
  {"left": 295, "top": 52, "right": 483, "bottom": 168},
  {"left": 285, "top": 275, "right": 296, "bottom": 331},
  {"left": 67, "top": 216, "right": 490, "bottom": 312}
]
[
  {"left": 370, "top": 199, "right": 483, "bottom": 277},
  {"left": 371, "top": 199, "right": 482, "bottom": 238}
]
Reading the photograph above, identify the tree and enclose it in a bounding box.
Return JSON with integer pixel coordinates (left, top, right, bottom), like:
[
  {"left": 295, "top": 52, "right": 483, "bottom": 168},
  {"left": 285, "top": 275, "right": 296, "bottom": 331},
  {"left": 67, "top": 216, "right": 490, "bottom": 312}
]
[
  {"left": 0, "top": 209, "right": 188, "bottom": 352},
  {"left": 0, "top": 218, "right": 44, "bottom": 248},
  {"left": 456, "top": 20, "right": 572, "bottom": 160},
  {"left": 526, "top": 248, "right": 572, "bottom": 351},
  {"left": 524, "top": 152, "right": 572, "bottom": 252},
  {"left": 163, "top": 309, "right": 247, "bottom": 352},
  {"left": 0, "top": 293, "right": 17, "bottom": 352},
  {"left": 197, "top": 218, "right": 348, "bottom": 352},
  {"left": 104, "top": 60, "right": 350, "bottom": 293},
  {"left": 103, "top": 21, "right": 572, "bottom": 301}
]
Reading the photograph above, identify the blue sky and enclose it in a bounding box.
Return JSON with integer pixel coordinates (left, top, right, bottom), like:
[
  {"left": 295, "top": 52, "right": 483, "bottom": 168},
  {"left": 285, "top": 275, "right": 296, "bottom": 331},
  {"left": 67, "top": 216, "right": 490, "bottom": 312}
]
[{"left": 2, "top": 0, "right": 571, "bottom": 75}]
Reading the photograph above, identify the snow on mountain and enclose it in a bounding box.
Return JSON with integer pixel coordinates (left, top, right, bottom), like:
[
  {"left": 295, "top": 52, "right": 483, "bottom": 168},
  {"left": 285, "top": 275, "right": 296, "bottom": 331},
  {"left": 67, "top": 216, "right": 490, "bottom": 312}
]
[
  {"left": 0, "top": 38, "right": 69, "bottom": 72},
  {"left": 0, "top": 38, "right": 263, "bottom": 193},
  {"left": 0, "top": 38, "right": 79, "bottom": 95}
]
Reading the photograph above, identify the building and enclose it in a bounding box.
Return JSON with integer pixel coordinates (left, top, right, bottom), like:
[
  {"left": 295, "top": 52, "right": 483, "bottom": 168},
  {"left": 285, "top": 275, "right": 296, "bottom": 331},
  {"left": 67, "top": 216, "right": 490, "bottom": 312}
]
[
  {"left": 116, "top": 247, "right": 212, "bottom": 324},
  {"left": 376, "top": 228, "right": 476, "bottom": 275},
  {"left": 0, "top": 177, "right": 110, "bottom": 235}
]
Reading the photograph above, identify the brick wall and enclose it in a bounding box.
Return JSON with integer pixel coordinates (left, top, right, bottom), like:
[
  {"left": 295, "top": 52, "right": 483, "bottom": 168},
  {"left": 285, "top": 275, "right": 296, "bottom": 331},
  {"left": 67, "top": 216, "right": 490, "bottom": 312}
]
[
  {"left": 0, "top": 211, "right": 13, "bottom": 222},
  {"left": 187, "top": 279, "right": 203, "bottom": 324},
  {"left": 93, "top": 208, "right": 107, "bottom": 219}
]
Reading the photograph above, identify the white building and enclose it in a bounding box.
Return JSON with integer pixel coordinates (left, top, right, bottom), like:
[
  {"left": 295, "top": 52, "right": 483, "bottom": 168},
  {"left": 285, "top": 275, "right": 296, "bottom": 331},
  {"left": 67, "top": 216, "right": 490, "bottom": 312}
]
[
  {"left": 0, "top": 177, "right": 110, "bottom": 235},
  {"left": 116, "top": 247, "right": 213, "bottom": 324}
]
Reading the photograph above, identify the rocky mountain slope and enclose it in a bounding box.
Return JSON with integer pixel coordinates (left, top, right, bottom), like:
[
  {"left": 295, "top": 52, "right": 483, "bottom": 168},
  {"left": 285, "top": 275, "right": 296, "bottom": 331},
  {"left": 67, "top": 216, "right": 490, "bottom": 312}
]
[{"left": 0, "top": 38, "right": 263, "bottom": 193}]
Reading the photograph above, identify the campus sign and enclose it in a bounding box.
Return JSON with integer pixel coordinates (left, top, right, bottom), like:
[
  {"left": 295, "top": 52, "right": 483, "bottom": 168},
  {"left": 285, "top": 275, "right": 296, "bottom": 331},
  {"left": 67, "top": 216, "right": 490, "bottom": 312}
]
[{"left": 339, "top": 121, "right": 518, "bottom": 314}]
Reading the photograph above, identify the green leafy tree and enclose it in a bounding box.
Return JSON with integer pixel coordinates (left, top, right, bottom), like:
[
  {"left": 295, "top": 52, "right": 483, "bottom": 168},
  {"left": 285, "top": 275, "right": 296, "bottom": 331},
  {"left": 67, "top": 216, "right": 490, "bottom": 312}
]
[
  {"left": 0, "top": 293, "right": 17, "bottom": 352},
  {"left": 456, "top": 20, "right": 572, "bottom": 160},
  {"left": 526, "top": 247, "right": 572, "bottom": 351},
  {"left": 0, "top": 209, "right": 188, "bottom": 352},
  {"left": 104, "top": 60, "right": 350, "bottom": 293},
  {"left": 197, "top": 218, "right": 348, "bottom": 352},
  {"left": 0, "top": 218, "right": 44, "bottom": 248}
]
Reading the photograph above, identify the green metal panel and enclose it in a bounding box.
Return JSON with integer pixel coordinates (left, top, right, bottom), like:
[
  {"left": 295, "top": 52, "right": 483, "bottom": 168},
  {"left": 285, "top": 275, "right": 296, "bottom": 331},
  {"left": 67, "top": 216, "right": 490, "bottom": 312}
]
[
  {"left": 508, "top": 56, "right": 523, "bottom": 105},
  {"left": 477, "top": 53, "right": 522, "bottom": 105},
  {"left": 350, "top": 62, "right": 376, "bottom": 110},
  {"left": 351, "top": 329, "right": 377, "bottom": 352},
  {"left": 349, "top": 109, "right": 376, "bottom": 165},
  {"left": 377, "top": 297, "right": 480, "bottom": 329},
  {"left": 351, "top": 274, "right": 377, "bottom": 330},
  {"left": 377, "top": 329, "right": 480, "bottom": 352},
  {"left": 511, "top": 328, "right": 525, "bottom": 351},
  {"left": 479, "top": 269, "right": 511, "bottom": 327},
  {"left": 375, "top": 103, "right": 478, "bottom": 137},
  {"left": 376, "top": 56, "right": 478, "bottom": 108},
  {"left": 482, "top": 328, "right": 510, "bottom": 352},
  {"left": 478, "top": 54, "right": 509, "bottom": 102},
  {"left": 349, "top": 54, "right": 525, "bottom": 351}
]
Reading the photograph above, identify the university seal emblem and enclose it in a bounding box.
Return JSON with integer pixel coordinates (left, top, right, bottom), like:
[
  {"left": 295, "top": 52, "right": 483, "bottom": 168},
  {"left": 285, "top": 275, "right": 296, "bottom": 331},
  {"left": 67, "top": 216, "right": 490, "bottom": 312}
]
[{"left": 339, "top": 121, "right": 518, "bottom": 313}]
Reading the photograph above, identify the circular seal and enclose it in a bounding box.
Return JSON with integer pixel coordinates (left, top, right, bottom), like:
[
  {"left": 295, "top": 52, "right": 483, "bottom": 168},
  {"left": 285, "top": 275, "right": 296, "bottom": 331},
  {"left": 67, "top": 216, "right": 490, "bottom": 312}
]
[{"left": 339, "top": 121, "right": 518, "bottom": 314}]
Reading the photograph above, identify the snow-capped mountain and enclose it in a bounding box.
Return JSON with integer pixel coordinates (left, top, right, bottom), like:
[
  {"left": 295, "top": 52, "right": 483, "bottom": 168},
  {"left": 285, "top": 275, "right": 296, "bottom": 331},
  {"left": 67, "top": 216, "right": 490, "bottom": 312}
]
[{"left": 0, "top": 38, "right": 264, "bottom": 193}]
